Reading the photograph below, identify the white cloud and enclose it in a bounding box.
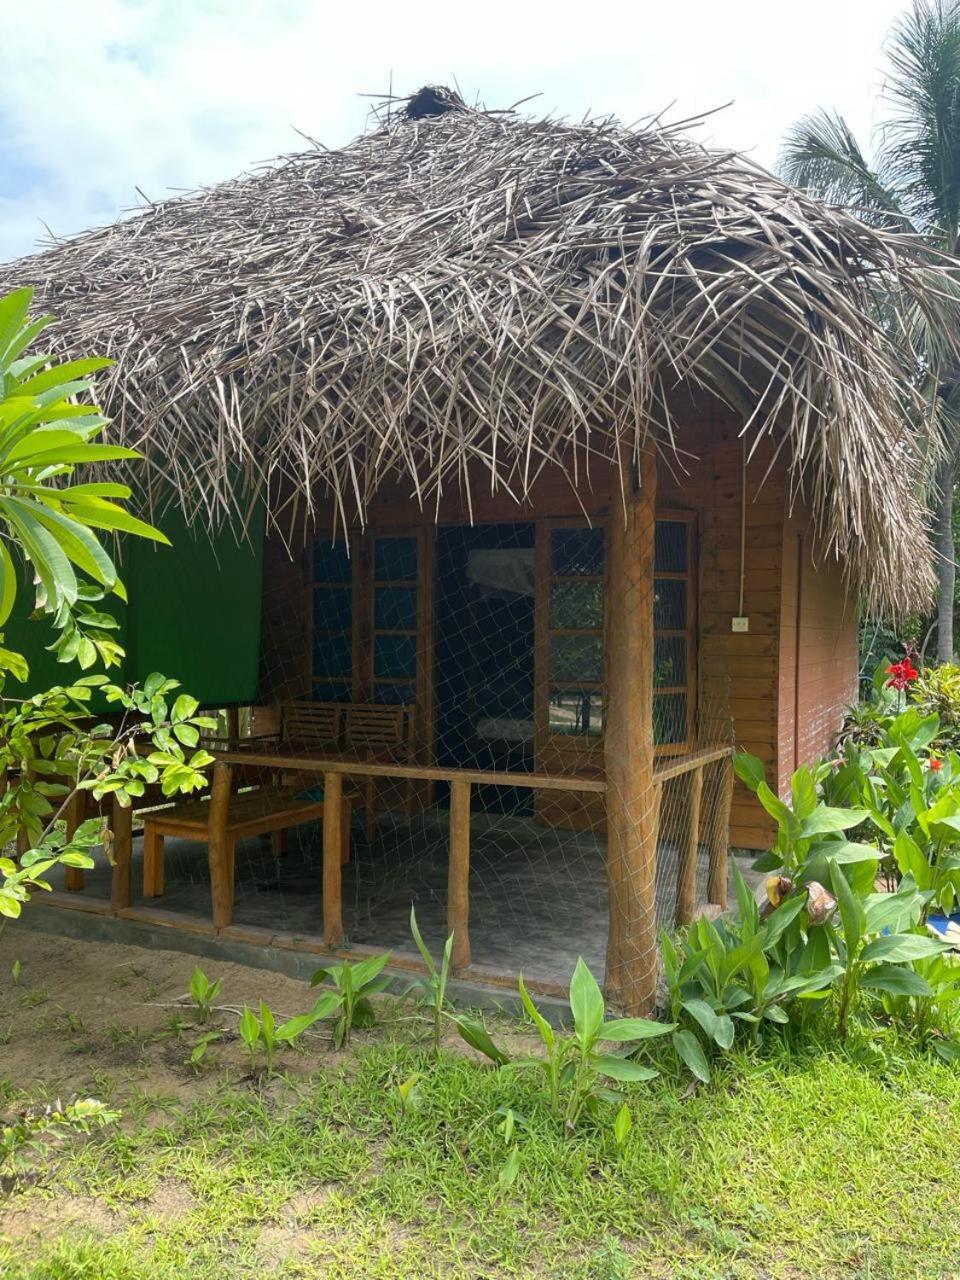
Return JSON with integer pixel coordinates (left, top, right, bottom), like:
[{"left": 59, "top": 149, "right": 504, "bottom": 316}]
[{"left": 1, "top": 0, "right": 909, "bottom": 262}]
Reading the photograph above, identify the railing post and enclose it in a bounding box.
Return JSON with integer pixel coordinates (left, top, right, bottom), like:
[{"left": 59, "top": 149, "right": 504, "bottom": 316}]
[
  {"left": 707, "top": 753, "right": 734, "bottom": 909},
  {"left": 110, "top": 794, "right": 133, "bottom": 911},
  {"left": 208, "top": 760, "right": 234, "bottom": 930},
  {"left": 448, "top": 778, "right": 471, "bottom": 970},
  {"left": 323, "top": 771, "right": 345, "bottom": 947},
  {"left": 675, "top": 765, "right": 703, "bottom": 926}
]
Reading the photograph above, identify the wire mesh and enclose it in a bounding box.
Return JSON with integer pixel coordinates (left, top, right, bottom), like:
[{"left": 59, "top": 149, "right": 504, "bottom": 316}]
[{"left": 49, "top": 510, "right": 735, "bottom": 1002}]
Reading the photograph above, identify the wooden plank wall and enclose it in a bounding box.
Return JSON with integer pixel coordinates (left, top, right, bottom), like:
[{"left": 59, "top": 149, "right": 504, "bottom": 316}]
[
  {"left": 776, "top": 516, "right": 859, "bottom": 795},
  {"left": 657, "top": 401, "right": 786, "bottom": 849}
]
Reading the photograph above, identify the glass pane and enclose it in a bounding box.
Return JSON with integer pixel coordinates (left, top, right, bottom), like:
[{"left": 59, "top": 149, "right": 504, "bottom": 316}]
[
  {"left": 548, "top": 689, "right": 603, "bottom": 737},
  {"left": 653, "top": 578, "right": 686, "bottom": 631},
  {"left": 375, "top": 633, "right": 417, "bottom": 679},
  {"left": 312, "top": 682, "right": 351, "bottom": 702},
  {"left": 371, "top": 682, "right": 415, "bottom": 704},
  {"left": 655, "top": 520, "right": 688, "bottom": 573},
  {"left": 314, "top": 540, "right": 351, "bottom": 584},
  {"left": 550, "top": 635, "right": 602, "bottom": 682},
  {"left": 654, "top": 636, "right": 686, "bottom": 688},
  {"left": 314, "top": 632, "right": 351, "bottom": 678},
  {"left": 551, "top": 527, "right": 604, "bottom": 576},
  {"left": 375, "top": 585, "right": 417, "bottom": 631},
  {"left": 313, "top": 587, "right": 353, "bottom": 631},
  {"left": 654, "top": 693, "right": 687, "bottom": 745},
  {"left": 374, "top": 536, "right": 417, "bottom": 582},
  {"left": 549, "top": 581, "right": 603, "bottom": 629}
]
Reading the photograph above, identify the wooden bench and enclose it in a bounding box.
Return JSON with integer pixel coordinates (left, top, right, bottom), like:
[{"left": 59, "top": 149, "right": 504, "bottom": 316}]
[
  {"left": 141, "top": 786, "right": 354, "bottom": 899},
  {"left": 344, "top": 703, "right": 416, "bottom": 838}
]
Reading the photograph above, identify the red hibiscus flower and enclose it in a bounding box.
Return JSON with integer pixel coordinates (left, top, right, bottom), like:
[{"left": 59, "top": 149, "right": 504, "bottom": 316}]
[
  {"left": 929, "top": 757, "right": 943, "bottom": 772},
  {"left": 886, "top": 657, "right": 919, "bottom": 691}
]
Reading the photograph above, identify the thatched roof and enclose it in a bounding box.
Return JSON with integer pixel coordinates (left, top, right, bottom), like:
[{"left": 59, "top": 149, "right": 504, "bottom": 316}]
[{"left": 1, "top": 85, "right": 952, "bottom": 612}]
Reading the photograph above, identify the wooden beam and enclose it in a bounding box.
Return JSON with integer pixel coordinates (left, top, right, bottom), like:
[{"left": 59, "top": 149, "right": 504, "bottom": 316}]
[
  {"left": 215, "top": 751, "right": 607, "bottom": 793},
  {"left": 707, "top": 753, "right": 734, "bottom": 909},
  {"left": 110, "top": 796, "right": 133, "bottom": 911},
  {"left": 322, "top": 771, "right": 344, "bottom": 947},
  {"left": 604, "top": 448, "right": 659, "bottom": 1015},
  {"left": 447, "top": 778, "right": 471, "bottom": 970},
  {"left": 675, "top": 765, "right": 703, "bottom": 927},
  {"left": 207, "top": 760, "right": 234, "bottom": 930}
]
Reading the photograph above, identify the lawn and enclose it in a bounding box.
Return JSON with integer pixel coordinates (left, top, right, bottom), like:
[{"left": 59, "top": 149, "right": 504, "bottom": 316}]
[{"left": 0, "top": 928, "right": 959, "bottom": 1279}]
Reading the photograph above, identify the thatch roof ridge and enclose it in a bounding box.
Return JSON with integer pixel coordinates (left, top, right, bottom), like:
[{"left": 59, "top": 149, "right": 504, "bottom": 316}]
[{"left": 1, "top": 88, "right": 951, "bottom": 612}]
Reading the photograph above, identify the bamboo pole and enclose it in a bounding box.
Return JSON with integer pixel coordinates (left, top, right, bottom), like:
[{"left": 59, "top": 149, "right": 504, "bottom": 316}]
[
  {"left": 322, "top": 771, "right": 344, "bottom": 947},
  {"left": 675, "top": 766, "right": 703, "bottom": 926},
  {"left": 707, "top": 754, "right": 734, "bottom": 909},
  {"left": 447, "top": 778, "right": 471, "bottom": 970},
  {"left": 110, "top": 795, "right": 133, "bottom": 910},
  {"left": 208, "top": 760, "right": 234, "bottom": 930},
  {"left": 604, "top": 448, "right": 658, "bottom": 1015}
]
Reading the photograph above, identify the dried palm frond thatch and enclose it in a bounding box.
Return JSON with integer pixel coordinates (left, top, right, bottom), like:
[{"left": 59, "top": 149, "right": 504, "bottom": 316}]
[{"left": 1, "top": 86, "right": 953, "bottom": 612}]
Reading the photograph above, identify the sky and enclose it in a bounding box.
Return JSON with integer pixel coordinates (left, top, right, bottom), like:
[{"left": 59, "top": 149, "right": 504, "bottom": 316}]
[{"left": 1, "top": 0, "right": 911, "bottom": 264}]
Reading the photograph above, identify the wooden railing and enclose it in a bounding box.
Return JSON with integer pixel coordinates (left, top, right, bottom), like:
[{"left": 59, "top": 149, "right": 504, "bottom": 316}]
[{"left": 214, "top": 751, "right": 608, "bottom": 968}]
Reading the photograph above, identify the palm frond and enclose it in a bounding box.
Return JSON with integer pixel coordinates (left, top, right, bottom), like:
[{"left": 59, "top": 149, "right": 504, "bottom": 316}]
[
  {"left": 780, "top": 109, "right": 911, "bottom": 227},
  {"left": 882, "top": 0, "right": 960, "bottom": 242}
]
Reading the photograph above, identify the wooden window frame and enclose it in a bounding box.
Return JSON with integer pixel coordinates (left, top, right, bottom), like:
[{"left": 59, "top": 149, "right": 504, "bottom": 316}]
[
  {"left": 653, "top": 509, "right": 698, "bottom": 756},
  {"left": 534, "top": 511, "right": 698, "bottom": 762}
]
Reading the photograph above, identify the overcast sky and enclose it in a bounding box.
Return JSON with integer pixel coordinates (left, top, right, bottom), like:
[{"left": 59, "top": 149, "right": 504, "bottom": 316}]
[{"left": 1, "top": 0, "right": 910, "bottom": 264}]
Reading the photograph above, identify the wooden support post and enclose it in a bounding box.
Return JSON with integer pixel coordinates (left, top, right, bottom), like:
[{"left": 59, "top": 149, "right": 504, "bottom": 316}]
[
  {"left": 707, "top": 754, "right": 734, "bottom": 909},
  {"left": 207, "top": 760, "right": 234, "bottom": 931},
  {"left": 447, "top": 778, "right": 471, "bottom": 970},
  {"left": 675, "top": 766, "right": 703, "bottom": 927},
  {"left": 63, "top": 790, "right": 86, "bottom": 892},
  {"left": 225, "top": 706, "right": 240, "bottom": 746},
  {"left": 322, "top": 771, "right": 344, "bottom": 948},
  {"left": 110, "top": 795, "right": 133, "bottom": 911},
  {"left": 604, "top": 447, "right": 659, "bottom": 1015}
]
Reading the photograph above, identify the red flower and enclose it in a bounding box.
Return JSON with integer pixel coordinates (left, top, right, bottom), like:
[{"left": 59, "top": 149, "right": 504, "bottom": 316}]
[
  {"left": 929, "top": 757, "right": 943, "bottom": 772},
  {"left": 885, "top": 658, "right": 919, "bottom": 691}
]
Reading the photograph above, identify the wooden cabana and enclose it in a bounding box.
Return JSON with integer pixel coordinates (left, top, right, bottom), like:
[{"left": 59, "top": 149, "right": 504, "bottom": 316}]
[{"left": 1, "top": 86, "right": 944, "bottom": 1012}]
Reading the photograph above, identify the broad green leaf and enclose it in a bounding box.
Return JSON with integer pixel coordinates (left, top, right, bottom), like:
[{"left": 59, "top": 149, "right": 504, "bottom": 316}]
[
  {"left": 614, "top": 1103, "right": 632, "bottom": 1146},
  {"left": 672, "top": 1028, "right": 711, "bottom": 1083},
  {"left": 860, "top": 965, "right": 933, "bottom": 997},
  {"left": 595, "top": 1054, "right": 659, "bottom": 1082},
  {"left": 456, "top": 1016, "right": 510, "bottom": 1066},
  {"left": 828, "top": 860, "right": 865, "bottom": 957},
  {"left": 733, "top": 752, "right": 765, "bottom": 792},
  {"left": 861, "top": 933, "right": 950, "bottom": 964},
  {"left": 569, "top": 956, "right": 605, "bottom": 1046},
  {"left": 518, "top": 973, "right": 555, "bottom": 1049},
  {"left": 602, "top": 1016, "right": 674, "bottom": 1042},
  {"left": 801, "top": 807, "right": 870, "bottom": 837}
]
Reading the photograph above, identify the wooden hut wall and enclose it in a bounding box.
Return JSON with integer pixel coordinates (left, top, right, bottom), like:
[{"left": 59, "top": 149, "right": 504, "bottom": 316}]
[{"left": 255, "top": 393, "right": 856, "bottom": 849}]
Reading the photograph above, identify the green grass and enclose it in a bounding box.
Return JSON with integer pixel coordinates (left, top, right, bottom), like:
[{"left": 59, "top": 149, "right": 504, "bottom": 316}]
[{"left": 1, "top": 1023, "right": 960, "bottom": 1279}]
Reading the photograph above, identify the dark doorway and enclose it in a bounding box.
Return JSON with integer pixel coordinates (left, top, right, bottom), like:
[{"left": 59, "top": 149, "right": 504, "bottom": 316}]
[{"left": 436, "top": 524, "right": 535, "bottom": 811}]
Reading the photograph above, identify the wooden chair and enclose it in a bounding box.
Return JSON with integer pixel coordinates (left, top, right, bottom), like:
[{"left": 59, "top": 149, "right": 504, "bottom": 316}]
[
  {"left": 141, "top": 786, "right": 354, "bottom": 900},
  {"left": 344, "top": 704, "right": 416, "bottom": 840}
]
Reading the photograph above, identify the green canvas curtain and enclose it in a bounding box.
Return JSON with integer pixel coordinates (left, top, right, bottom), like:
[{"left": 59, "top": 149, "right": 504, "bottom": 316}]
[{"left": 3, "top": 501, "right": 266, "bottom": 707}]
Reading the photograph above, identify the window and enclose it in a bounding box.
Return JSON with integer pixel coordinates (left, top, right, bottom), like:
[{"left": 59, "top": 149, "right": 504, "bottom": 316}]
[
  {"left": 312, "top": 540, "right": 353, "bottom": 701},
  {"left": 371, "top": 535, "right": 418, "bottom": 704},
  {"left": 545, "top": 526, "right": 605, "bottom": 738},
  {"left": 653, "top": 515, "right": 696, "bottom": 750}
]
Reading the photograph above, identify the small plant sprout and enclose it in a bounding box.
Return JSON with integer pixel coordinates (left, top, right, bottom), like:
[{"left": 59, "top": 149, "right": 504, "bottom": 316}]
[
  {"left": 396, "top": 1072, "right": 421, "bottom": 1119},
  {"left": 468, "top": 958, "right": 673, "bottom": 1136},
  {"left": 0, "top": 1097, "right": 119, "bottom": 1183},
  {"left": 311, "top": 953, "right": 392, "bottom": 1049},
  {"left": 188, "top": 1030, "right": 222, "bottom": 1073},
  {"left": 237, "top": 996, "right": 337, "bottom": 1074},
  {"left": 408, "top": 907, "right": 453, "bottom": 1054},
  {"left": 186, "top": 967, "right": 222, "bottom": 1024},
  {"left": 9, "top": 960, "right": 20, "bottom": 987}
]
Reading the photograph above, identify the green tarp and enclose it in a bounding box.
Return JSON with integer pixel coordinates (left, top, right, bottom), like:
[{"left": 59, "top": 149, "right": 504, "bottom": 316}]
[{"left": 4, "top": 502, "right": 265, "bottom": 707}]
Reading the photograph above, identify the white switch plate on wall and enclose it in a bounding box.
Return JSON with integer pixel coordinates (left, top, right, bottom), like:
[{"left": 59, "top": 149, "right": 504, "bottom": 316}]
[{"left": 731, "top": 616, "right": 750, "bottom": 633}]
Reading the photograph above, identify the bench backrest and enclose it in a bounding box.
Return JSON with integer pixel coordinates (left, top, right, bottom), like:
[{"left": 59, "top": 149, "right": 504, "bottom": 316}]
[
  {"left": 344, "top": 703, "right": 414, "bottom": 755},
  {"left": 282, "top": 700, "right": 343, "bottom": 749}
]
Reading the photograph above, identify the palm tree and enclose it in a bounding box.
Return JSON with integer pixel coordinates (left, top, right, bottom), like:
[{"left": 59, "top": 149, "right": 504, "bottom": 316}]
[{"left": 781, "top": 0, "right": 960, "bottom": 660}]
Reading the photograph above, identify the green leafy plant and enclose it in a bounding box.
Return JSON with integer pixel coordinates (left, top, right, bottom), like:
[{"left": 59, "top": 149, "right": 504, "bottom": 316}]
[
  {"left": 408, "top": 907, "right": 453, "bottom": 1055},
  {"left": 237, "top": 996, "right": 336, "bottom": 1073},
  {"left": 471, "top": 958, "right": 672, "bottom": 1137},
  {"left": 0, "top": 1096, "right": 118, "bottom": 1188},
  {"left": 186, "top": 967, "right": 222, "bottom": 1025},
  {"left": 662, "top": 865, "right": 842, "bottom": 1082},
  {"left": 311, "top": 953, "right": 392, "bottom": 1049},
  {"left": 187, "top": 1030, "right": 222, "bottom": 1073}
]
